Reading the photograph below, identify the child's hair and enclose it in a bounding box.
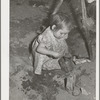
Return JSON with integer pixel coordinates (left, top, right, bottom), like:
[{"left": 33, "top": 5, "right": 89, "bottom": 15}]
[{"left": 49, "top": 13, "right": 73, "bottom": 31}]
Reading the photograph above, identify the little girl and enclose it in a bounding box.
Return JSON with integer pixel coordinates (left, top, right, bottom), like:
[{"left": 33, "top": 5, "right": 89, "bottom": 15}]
[{"left": 31, "top": 13, "right": 73, "bottom": 75}]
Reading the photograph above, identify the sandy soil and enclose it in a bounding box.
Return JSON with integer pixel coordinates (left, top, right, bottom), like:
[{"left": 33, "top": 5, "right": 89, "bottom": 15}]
[{"left": 10, "top": 0, "right": 96, "bottom": 100}]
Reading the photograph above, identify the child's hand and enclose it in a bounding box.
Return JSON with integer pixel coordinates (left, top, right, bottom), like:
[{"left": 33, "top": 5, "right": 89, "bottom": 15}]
[{"left": 53, "top": 52, "right": 63, "bottom": 59}]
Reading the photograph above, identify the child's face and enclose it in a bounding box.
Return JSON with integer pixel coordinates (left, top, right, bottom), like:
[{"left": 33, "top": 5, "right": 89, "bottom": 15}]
[{"left": 53, "top": 23, "right": 70, "bottom": 39}]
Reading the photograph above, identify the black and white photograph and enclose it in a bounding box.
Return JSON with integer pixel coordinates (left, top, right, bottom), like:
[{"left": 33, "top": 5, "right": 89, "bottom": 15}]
[{"left": 1, "top": 0, "right": 99, "bottom": 100}]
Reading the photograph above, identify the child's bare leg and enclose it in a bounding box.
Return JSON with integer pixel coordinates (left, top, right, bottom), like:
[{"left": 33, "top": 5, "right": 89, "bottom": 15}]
[{"left": 34, "top": 54, "right": 47, "bottom": 75}]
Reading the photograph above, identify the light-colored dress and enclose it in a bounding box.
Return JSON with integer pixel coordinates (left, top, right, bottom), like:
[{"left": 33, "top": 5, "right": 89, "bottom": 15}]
[{"left": 32, "top": 27, "right": 69, "bottom": 75}]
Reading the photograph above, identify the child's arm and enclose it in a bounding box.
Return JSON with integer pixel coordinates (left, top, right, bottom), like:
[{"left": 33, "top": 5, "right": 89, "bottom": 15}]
[{"left": 36, "top": 42, "right": 63, "bottom": 58}]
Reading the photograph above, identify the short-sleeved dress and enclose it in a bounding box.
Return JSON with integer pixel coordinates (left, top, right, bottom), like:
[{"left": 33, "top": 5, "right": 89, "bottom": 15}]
[{"left": 32, "top": 27, "right": 69, "bottom": 75}]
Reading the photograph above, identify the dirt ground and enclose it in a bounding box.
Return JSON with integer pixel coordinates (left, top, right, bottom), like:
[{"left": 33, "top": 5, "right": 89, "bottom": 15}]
[{"left": 10, "top": 0, "right": 96, "bottom": 100}]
